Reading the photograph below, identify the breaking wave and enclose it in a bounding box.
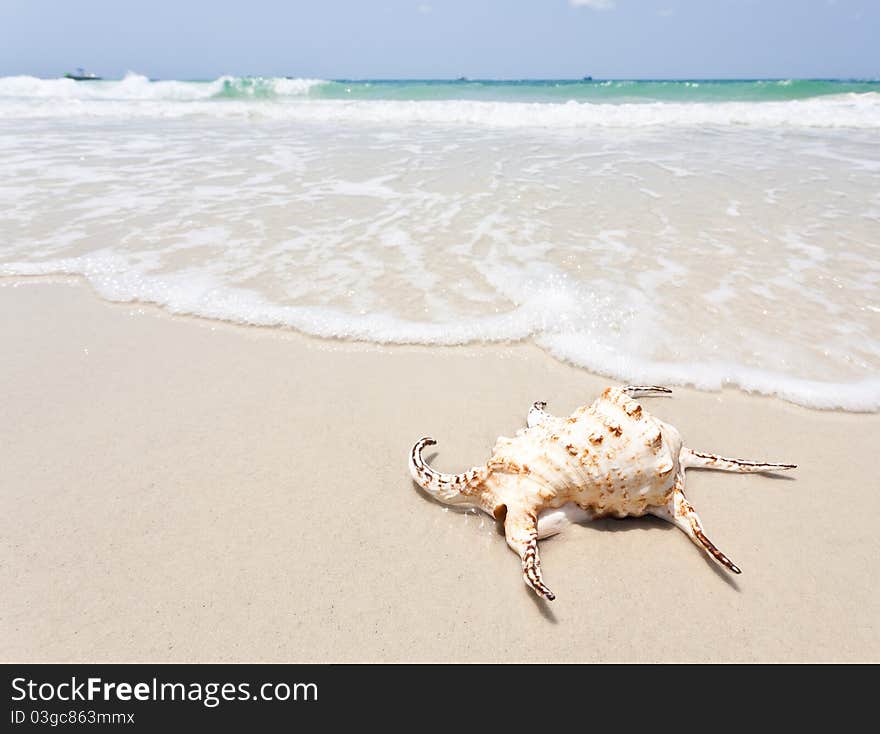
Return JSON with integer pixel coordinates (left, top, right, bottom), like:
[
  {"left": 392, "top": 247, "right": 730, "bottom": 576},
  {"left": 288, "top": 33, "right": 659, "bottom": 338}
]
[
  {"left": 0, "top": 74, "right": 878, "bottom": 129},
  {"left": 2, "top": 74, "right": 878, "bottom": 411},
  {"left": 0, "top": 73, "right": 327, "bottom": 100}
]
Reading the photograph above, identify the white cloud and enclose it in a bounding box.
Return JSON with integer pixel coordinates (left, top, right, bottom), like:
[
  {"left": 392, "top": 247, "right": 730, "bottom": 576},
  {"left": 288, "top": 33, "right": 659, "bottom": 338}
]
[{"left": 569, "top": 0, "right": 616, "bottom": 10}]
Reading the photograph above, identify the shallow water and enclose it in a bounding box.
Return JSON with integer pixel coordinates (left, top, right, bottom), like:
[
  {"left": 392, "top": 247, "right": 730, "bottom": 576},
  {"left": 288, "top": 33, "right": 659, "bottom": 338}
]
[{"left": 1, "top": 75, "right": 879, "bottom": 409}]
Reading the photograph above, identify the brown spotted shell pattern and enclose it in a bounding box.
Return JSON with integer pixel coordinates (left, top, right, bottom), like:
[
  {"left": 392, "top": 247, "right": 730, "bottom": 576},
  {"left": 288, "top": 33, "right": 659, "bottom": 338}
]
[{"left": 409, "top": 385, "right": 796, "bottom": 601}]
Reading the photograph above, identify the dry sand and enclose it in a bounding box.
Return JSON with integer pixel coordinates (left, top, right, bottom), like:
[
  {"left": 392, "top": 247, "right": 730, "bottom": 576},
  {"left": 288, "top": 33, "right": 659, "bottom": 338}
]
[{"left": 1, "top": 280, "right": 878, "bottom": 662}]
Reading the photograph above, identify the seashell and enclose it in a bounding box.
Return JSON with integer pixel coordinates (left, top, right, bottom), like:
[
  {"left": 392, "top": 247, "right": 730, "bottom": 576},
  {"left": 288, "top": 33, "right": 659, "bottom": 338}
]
[{"left": 409, "top": 385, "right": 796, "bottom": 601}]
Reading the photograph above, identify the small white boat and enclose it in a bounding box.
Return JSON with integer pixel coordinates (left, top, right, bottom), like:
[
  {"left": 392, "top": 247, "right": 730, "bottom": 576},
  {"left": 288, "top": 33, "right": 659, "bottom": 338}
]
[{"left": 64, "top": 68, "right": 102, "bottom": 81}]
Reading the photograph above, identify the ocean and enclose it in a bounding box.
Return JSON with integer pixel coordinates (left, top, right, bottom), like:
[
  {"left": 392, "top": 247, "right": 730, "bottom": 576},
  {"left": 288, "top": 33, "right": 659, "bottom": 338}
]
[{"left": 1, "top": 74, "right": 878, "bottom": 409}]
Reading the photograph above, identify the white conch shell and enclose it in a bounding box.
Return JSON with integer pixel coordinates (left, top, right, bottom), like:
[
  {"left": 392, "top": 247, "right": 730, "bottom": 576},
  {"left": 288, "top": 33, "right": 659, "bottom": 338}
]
[{"left": 409, "top": 385, "right": 796, "bottom": 601}]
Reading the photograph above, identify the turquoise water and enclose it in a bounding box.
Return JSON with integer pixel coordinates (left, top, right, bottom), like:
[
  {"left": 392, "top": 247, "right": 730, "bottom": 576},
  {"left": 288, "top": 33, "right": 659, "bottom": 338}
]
[
  {"left": 3, "top": 74, "right": 877, "bottom": 124},
  {"left": 218, "top": 77, "right": 879, "bottom": 102},
  {"left": 1, "top": 73, "right": 879, "bottom": 409}
]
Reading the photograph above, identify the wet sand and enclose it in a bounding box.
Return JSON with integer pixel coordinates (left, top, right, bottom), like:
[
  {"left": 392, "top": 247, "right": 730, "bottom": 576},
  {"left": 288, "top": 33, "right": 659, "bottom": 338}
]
[{"left": 1, "top": 280, "right": 878, "bottom": 662}]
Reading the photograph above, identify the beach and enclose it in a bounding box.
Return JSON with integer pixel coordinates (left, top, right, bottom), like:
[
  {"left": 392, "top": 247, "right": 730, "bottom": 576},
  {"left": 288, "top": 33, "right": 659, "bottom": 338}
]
[
  {"left": 2, "top": 77, "right": 880, "bottom": 411},
  {"left": 1, "top": 74, "right": 879, "bottom": 663},
  {"left": 2, "top": 279, "right": 878, "bottom": 662}
]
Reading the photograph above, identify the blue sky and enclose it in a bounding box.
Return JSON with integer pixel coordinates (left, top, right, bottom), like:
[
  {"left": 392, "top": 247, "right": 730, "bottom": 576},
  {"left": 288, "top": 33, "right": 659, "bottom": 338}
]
[{"left": 1, "top": 0, "right": 876, "bottom": 79}]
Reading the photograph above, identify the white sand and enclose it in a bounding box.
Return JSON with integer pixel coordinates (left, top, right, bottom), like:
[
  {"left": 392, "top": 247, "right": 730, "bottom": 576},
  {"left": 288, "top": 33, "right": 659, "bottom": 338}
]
[{"left": 2, "top": 280, "right": 878, "bottom": 661}]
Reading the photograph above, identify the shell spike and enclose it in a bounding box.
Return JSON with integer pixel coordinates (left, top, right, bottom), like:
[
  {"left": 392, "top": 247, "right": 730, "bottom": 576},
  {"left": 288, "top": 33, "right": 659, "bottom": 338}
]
[
  {"left": 657, "top": 474, "right": 742, "bottom": 574},
  {"left": 504, "top": 508, "right": 555, "bottom": 601},
  {"left": 621, "top": 385, "right": 672, "bottom": 397},
  {"left": 409, "top": 437, "right": 485, "bottom": 506},
  {"left": 527, "top": 400, "right": 552, "bottom": 428},
  {"left": 681, "top": 448, "right": 797, "bottom": 472}
]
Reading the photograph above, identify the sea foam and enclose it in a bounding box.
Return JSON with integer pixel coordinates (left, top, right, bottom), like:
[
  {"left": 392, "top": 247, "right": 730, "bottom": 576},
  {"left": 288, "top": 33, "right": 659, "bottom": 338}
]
[
  {"left": 4, "top": 252, "right": 879, "bottom": 412},
  {"left": 1, "top": 77, "right": 878, "bottom": 411},
  {"left": 0, "top": 74, "right": 878, "bottom": 128},
  {"left": 0, "top": 73, "right": 327, "bottom": 100}
]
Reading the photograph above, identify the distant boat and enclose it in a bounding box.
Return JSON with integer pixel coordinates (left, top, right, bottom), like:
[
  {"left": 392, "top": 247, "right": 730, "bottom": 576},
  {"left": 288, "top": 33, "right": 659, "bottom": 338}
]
[
  {"left": 582, "top": 75, "right": 593, "bottom": 81},
  {"left": 64, "top": 68, "right": 102, "bottom": 81},
  {"left": 456, "top": 76, "right": 468, "bottom": 82}
]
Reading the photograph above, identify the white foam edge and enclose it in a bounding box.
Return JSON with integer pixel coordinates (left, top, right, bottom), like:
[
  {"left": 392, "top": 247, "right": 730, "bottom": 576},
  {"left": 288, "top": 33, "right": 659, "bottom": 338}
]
[{"left": 3, "top": 257, "right": 878, "bottom": 413}]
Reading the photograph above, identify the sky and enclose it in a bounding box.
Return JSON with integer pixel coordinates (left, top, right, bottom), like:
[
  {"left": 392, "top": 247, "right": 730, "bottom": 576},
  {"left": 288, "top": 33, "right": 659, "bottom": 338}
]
[{"left": 0, "top": 0, "right": 876, "bottom": 80}]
